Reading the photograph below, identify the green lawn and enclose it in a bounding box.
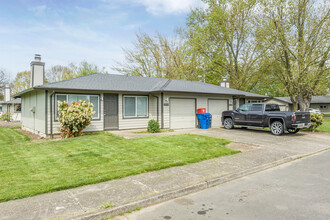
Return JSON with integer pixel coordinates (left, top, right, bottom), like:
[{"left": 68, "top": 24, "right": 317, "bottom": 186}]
[
  {"left": 0, "top": 128, "right": 238, "bottom": 202},
  {"left": 315, "top": 118, "right": 330, "bottom": 133}
]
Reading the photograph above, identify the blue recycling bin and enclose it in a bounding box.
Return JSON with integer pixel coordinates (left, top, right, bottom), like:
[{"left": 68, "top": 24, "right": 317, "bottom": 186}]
[{"left": 196, "top": 113, "right": 212, "bottom": 129}]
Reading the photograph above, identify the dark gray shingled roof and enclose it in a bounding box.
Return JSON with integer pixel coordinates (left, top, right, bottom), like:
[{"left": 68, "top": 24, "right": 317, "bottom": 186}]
[
  {"left": 16, "top": 73, "right": 267, "bottom": 98},
  {"left": 2, "top": 98, "right": 21, "bottom": 104},
  {"left": 273, "top": 96, "right": 330, "bottom": 104}
]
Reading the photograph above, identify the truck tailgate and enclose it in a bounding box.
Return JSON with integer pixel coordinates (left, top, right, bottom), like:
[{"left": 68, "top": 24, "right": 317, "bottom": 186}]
[{"left": 295, "top": 112, "right": 310, "bottom": 123}]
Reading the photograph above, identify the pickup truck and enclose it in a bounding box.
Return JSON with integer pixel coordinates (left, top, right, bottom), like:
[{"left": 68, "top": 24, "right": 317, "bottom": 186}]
[{"left": 221, "top": 103, "right": 311, "bottom": 135}]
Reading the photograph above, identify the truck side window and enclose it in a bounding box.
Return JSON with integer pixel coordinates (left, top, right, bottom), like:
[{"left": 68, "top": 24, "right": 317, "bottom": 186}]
[
  {"left": 250, "top": 104, "right": 263, "bottom": 112},
  {"left": 265, "top": 104, "right": 280, "bottom": 111},
  {"left": 238, "top": 104, "right": 250, "bottom": 112}
]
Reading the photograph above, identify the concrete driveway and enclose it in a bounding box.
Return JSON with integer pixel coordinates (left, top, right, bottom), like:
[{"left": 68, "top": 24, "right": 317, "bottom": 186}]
[{"left": 111, "top": 127, "right": 330, "bottom": 156}]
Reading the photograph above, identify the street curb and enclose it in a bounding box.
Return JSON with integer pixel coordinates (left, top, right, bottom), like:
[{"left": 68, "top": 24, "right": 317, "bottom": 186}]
[{"left": 70, "top": 148, "right": 329, "bottom": 220}]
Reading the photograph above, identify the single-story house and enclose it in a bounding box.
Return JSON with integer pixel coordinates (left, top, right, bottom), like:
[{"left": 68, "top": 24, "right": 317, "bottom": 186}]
[
  {"left": 265, "top": 96, "right": 330, "bottom": 113},
  {"left": 0, "top": 84, "right": 22, "bottom": 121},
  {"left": 14, "top": 55, "right": 267, "bottom": 137},
  {"left": 0, "top": 101, "right": 4, "bottom": 113},
  {"left": 1, "top": 98, "right": 22, "bottom": 121}
]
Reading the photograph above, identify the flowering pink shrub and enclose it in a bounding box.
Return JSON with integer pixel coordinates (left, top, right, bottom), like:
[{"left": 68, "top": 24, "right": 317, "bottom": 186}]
[{"left": 57, "top": 100, "right": 95, "bottom": 138}]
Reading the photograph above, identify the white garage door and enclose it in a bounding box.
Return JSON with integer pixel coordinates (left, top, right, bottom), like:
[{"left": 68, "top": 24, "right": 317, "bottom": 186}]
[
  {"left": 170, "top": 98, "right": 196, "bottom": 129},
  {"left": 208, "top": 99, "right": 228, "bottom": 127}
]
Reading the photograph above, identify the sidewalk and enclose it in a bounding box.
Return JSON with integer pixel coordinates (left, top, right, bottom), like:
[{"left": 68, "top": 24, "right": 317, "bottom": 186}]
[{"left": 0, "top": 129, "right": 329, "bottom": 220}]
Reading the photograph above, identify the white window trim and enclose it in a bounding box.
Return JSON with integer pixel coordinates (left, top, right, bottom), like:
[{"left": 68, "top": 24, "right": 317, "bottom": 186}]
[
  {"left": 123, "top": 95, "right": 149, "bottom": 118},
  {"left": 55, "top": 94, "right": 100, "bottom": 120}
]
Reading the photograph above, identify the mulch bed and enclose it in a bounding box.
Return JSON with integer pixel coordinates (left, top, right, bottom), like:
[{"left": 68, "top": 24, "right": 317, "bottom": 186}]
[{"left": 0, "top": 121, "right": 21, "bottom": 128}]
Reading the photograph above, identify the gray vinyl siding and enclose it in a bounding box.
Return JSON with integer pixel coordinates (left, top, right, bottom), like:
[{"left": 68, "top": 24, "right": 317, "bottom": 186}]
[
  {"left": 310, "top": 103, "right": 330, "bottom": 113},
  {"left": 46, "top": 90, "right": 104, "bottom": 135},
  {"left": 21, "top": 90, "right": 45, "bottom": 133},
  {"left": 118, "top": 92, "right": 161, "bottom": 130},
  {"left": 21, "top": 89, "right": 240, "bottom": 135},
  {"left": 162, "top": 92, "right": 233, "bottom": 129}
]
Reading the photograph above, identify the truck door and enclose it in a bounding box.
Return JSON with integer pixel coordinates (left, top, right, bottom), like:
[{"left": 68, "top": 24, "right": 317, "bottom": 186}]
[
  {"left": 248, "top": 104, "right": 263, "bottom": 126},
  {"left": 233, "top": 104, "right": 250, "bottom": 125}
]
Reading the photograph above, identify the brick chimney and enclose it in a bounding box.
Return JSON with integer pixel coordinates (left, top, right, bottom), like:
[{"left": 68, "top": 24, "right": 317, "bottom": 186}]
[
  {"left": 4, "top": 84, "right": 11, "bottom": 102},
  {"left": 30, "top": 54, "right": 45, "bottom": 87}
]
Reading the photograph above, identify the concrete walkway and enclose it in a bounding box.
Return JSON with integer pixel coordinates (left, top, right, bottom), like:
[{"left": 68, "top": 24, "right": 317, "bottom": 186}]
[{"left": 0, "top": 128, "right": 329, "bottom": 220}]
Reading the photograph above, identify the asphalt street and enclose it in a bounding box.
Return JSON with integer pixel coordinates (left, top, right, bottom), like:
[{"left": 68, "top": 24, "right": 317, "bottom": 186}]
[{"left": 117, "top": 149, "right": 330, "bottom": 220}]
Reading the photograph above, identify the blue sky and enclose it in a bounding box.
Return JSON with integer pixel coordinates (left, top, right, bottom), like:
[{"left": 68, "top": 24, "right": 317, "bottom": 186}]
[{"left": 0, "top": 0, "right": 203, "bottom": 79}]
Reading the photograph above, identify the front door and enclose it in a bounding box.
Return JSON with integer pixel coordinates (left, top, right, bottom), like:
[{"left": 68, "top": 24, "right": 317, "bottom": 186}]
[{"left": 104, "top": 93, "right": 119, "bottom": 129}]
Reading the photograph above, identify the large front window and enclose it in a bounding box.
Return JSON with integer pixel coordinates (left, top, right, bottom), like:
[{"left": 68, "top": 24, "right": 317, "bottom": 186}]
[
  {"left": 123, "top": 95, "right": 148, "bottom": 118},
  {"left": 55, "top": 94, "right": 100, "bottom": 119}
]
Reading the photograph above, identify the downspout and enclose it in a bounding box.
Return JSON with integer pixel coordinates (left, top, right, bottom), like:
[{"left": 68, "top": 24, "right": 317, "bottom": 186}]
[
  {"left": 150, "top": 94, "right": 159, "bottom": 123},
  {"left": 45, "top": 90, "right": 48, "bottom": 136},
  {"left": 50, "top": 91, "right": 55, "bottom": 139},
  {"left": 161, "top": 92, "right": 164, "bottom": 129}
]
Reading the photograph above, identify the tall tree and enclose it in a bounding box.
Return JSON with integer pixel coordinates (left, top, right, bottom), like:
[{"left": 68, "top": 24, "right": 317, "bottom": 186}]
[
  {"left": 113, "top": 32, "right": 204, "bottom": 81},
  {"left": 261, "top": 0, "right": 330, "bottom": 111},
  {"left": 0, "top": 69, "right": 9, "bottom": 86},
  {"left": 71, "top": 61, "right": 107, "bottom": 77},
  {"left": 0, "top": 69, "right": 10, "bottom": 100},
  {"left": 46, "top": 61, "right": 107, "bottom": 83},
  {"left": 11, "top": 71, "right": 31, "bottom": 94},
  {"left": 186, "top": 0, "right": 269, "bottom": 91},
  {"left": 46, "top": 65, "right": 75, "bottom": 83}
]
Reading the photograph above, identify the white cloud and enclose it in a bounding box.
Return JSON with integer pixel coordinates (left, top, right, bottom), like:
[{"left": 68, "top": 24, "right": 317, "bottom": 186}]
[
  {"left": 29, "top": 5, "right": 47, "bottom": 16},
  {"left": 133, "top": 0, "right": 203, "bottom": 15}
]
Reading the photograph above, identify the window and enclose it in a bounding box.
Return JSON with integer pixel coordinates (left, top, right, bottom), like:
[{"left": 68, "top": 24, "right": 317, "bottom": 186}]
[
  {"left": 265, "top": 104, "right": 280, "bottom": 111},
  {"left": 55, "top": 94, "right": 100, "bottom": 119},
  {"left": 247, "top": 100, "right": 262, "bottom": 103},
  {"left": 250, "top": 104, "right": 263, "bottom": 112},
  {"left": 0, "top": 106, "right": 2, "bottom": 112},
  {"left": 123, "top": 95, "right": 148, "bottom": 118},
  {"left": 320, "top": 105, "right": 327, "bottom": 109},
  {"left": 237, "top": 104, "right": 250, "bottom": 112},
  {"left": 15, "top": 104, "right": 21, "bottom": 112}
]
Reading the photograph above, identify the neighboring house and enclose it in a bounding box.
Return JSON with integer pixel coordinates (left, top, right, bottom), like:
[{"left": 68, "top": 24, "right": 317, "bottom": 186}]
[
  {"left": 1, "top": 98, "right": 22, "bottom": 121},
  {"left": 266, "top": 96, "right": 330, "bottom": 113},
  {"left": 14, "top": 55, "right": 266, "bottom": 137},
  {"left": 0, "top": 101, "right": 3, "bottom": 115},
  {"left": 0, "top": 84, "right": 22, "bottom": 121}
]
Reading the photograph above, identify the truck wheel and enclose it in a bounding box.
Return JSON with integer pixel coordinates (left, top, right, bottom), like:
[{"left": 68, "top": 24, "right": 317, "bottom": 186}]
[
  {"left": 288, "top": 128, "right": 300, "bottom": 134},
  {"left": 224, "top": 118, "right": 234, "bottom": 129},
  {"left": 270, "top": 121, "right": 284, "bottom": 135}
]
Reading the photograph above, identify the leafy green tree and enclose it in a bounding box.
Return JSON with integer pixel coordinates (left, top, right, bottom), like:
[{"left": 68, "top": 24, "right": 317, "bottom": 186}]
[
  {"left": 46, "top": 65, "right": 75, "bottom": 83},
  {"left": 186, "top": 0, "right": 269, "bottom": 91},
  {"left": 11, "top": 71, "right": 31, "bottom": 94},
  {"left": 261, "top": 0, "right": 330, "bottom": 111},
  {"left": 46, "top": 61, "right": 107, "bottom": 83},
  {"left": 113, "top": 32, "right": 204, "bottom": 81},
  {"left": 71, "top": 61, "right": 107, "bottom": 77}
]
